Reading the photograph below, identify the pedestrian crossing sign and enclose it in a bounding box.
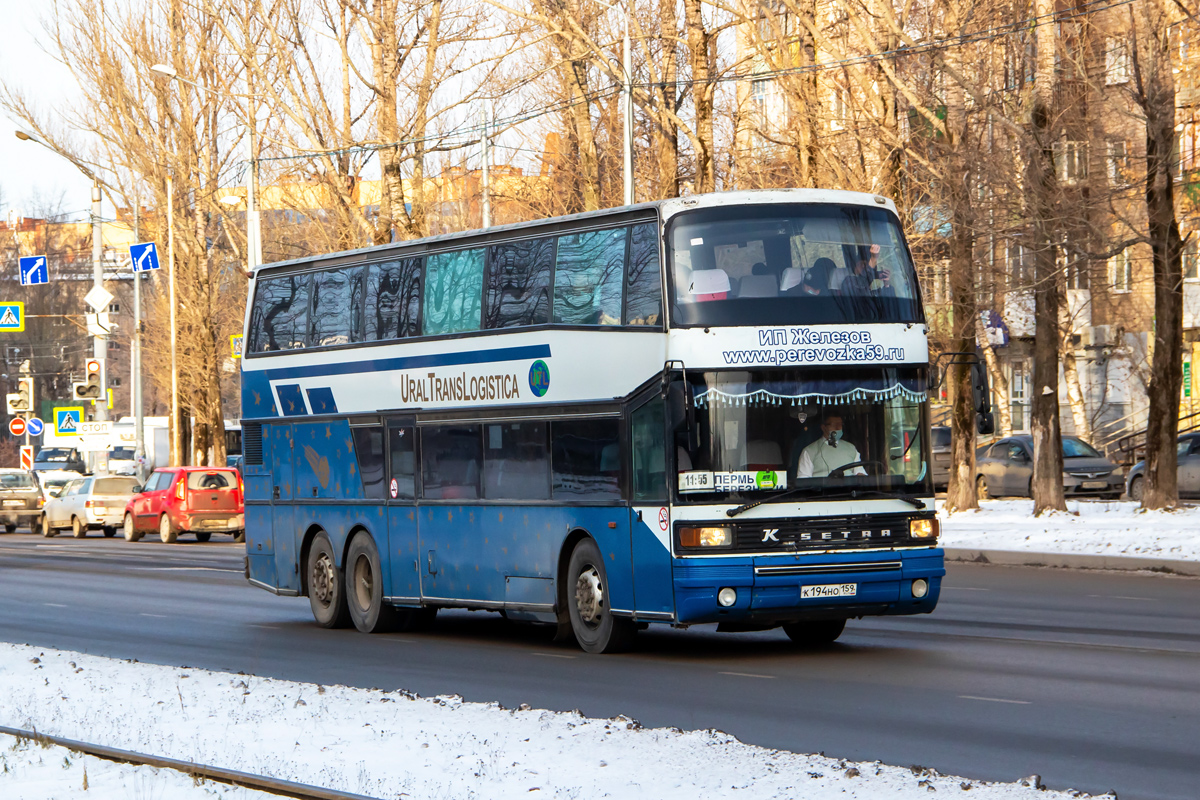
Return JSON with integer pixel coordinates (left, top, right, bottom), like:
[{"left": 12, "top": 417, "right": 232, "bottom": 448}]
[
  {"left": 55, "top": 406, "right": 84, "bottom": 436},
  {"left": 0, "top": 302, "right": 23, "bottom": 332}
]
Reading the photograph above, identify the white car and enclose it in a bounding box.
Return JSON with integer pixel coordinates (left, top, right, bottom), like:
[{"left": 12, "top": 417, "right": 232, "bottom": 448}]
[
  {"left": 42, "top": 475, "right": 141, "bottom": 538},
  {"left": 36, "top": 470, "right": 82, "bottom": 501}
]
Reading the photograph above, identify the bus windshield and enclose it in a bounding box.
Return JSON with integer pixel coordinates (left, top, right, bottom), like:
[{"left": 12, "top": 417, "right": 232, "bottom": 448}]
[
  {"left": 675, "top": 367, "right": 931, "bottom": 502},
  {"left": 668, "top": 203, "right": 922, "bottom": 326}
]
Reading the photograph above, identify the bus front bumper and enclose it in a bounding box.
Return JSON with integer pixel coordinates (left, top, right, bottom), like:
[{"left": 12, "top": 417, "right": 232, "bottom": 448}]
[{"left": 671, "top": 548, "right": 945, "bottom": 625}]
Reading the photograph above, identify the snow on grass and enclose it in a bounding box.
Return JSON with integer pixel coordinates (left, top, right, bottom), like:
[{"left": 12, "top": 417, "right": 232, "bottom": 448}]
[
  {"left": 0, "top": 737, "right": 273, "bottom": 800},
  {"left": 939, "top": 499, "right": 1200, "bottom": 561},
  {"left": 0, "top": 643, "right": 1108, "bottom": 799}
]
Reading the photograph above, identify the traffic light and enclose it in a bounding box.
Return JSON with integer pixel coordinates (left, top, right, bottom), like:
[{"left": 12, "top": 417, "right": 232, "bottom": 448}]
[
  {"left": 5, "top": 377, "right": 33, "bottom": 414},
  {"left": 73, "top": 359, "right": 104, "bottom": 400}
]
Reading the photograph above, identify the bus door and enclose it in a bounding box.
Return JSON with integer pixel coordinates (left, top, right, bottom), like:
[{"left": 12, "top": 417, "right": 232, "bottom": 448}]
[
  {"left": 629, "top": 395, "right": 675, "bottom": 617},
  {"left": 267, "top": 422, "right": 297, "bottom": 592},
  {"left": 385, "top": 419, "right": 421, "bottom": 603}
]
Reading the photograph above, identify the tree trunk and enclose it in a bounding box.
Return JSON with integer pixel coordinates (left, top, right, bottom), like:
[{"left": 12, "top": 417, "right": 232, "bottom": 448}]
[
  {"left": 943, "top": 42, "right": 978, "bottom": 513},
  {"left": 411, "top": 0, "right": 441, "bottom": 239},
  {"left": 1134, "top": 0, "right": 1184, "bottom": 509},
  {"left": 682, "top": 0, "right": 714, "bottom": 193},
  {"left": 372, "top": 0, "right": 404, "bottom": 244},
  {"left": 1061, "top": 339, "right": 1092, "bottom": 442},
  {"left": 655, "top": 0, "right": 679, "bottom": 198},
  {"left": 1028, "top": 0, "right": 1065, "bottom": 515}
]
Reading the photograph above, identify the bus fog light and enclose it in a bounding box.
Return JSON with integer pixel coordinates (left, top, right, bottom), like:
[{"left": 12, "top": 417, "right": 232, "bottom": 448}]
[
  {"left": 911, "top": 579, "right": 929, "bottom": 599},
  {"left": 718, "top": 587, "right": 738, "bottom": 607}
]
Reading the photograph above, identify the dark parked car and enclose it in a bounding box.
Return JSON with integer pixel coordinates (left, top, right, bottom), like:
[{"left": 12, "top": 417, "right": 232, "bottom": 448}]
[
  {"left": 1125, "top": 433, "right": 1200, "bottom": 502},
  {"left": 931, "top": 426, "right": 951, "bottom": 490},
  {"left": 975, "top": 435, "right": 1124, "bottom": 499}
]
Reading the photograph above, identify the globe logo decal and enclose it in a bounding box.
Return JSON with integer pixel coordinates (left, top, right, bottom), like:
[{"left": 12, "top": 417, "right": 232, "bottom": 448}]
[{"left": 529, "top": 360, "right": 550, "bottom": 397}]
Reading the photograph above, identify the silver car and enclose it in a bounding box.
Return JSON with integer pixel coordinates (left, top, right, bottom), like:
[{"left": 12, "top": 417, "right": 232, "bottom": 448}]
[
  {"left": 42, "top": 475, "right": 141, "bottom": 538},
  {"left": 0, "top": 469, "right": 44, "bottom": 533}
]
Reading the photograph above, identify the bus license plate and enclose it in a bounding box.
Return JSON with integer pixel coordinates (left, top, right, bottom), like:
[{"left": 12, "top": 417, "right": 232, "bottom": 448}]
[{"left": 801, "top": 583, "right": 857, "bottom": 599}]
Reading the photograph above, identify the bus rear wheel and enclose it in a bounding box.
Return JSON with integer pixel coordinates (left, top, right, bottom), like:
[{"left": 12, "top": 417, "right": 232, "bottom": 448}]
[
  {"left": 782, "top": 618, "right": 846, "bottom": 646},
  {"left": 346, "top": 531, "right": 399, "bottom": 633},
  {"left": 566, "top": 538, "right": 635, "bottom": 654},
  {"left": 307, "top": 532, "right": 350, "bottom": 629}
]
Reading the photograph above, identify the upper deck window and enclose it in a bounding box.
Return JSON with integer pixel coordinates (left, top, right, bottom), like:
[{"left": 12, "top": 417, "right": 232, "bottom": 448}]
[
  {"left": 553, "top": 228, "right": 626, "bottom": 325},
  {"left": 424, "top": 248, "right": 485, "bottom": 335},
  {"left": 249, "top": 275, "right": 309, "bottom": 353},
  {"left": 310, "top": 268, "right": 361, "bottom": 347},
  {"left": 366, "top": 259, "right": 421, "bottom": 341},
  {"left": 668, "top": 204, "right": 922, "bottom": 327},
  {"left": 625, "top": 223, "right": 662, "bottom": 326},
  {"left": 485, "top": 238, "right": 554, "bottom": 329}
]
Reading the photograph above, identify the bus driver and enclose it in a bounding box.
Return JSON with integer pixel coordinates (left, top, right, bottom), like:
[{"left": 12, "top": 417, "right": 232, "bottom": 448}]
[{"left": 794, "top": 411, "right": 867, "bottom": 479}]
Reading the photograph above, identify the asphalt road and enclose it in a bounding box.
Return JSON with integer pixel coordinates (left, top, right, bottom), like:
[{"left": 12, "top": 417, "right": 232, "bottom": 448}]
[{"left": 1, "top": 531, "right": 1197, "bottom": 800}]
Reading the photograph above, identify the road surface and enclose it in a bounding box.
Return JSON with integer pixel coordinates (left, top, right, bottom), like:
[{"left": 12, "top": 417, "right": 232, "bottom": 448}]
[{"left": 1, "top": 532, "right": 1196, "bottom": 800}]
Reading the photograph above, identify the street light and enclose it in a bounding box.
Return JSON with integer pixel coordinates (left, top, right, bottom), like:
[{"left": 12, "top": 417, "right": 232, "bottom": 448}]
[
  {"left": 589, "top": 0, "right": 634, "bottom": 205},
  {"left": 13, "top": 130, "right": 110, "bottom": 426}
]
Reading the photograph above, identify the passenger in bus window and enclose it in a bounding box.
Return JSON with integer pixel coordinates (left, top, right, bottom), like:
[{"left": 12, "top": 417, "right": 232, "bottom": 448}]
[
  {"left": 839, "top": 244, "right": 892, "bottom": 296},
  {"left": 794, "top": 412, "right": 867, "bottom": 479}
]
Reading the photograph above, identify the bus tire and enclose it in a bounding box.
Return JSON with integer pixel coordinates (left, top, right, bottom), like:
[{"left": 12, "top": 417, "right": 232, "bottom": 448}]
[
  {"left": 123, "top": 514, "right": 139, "bottom": 542},
  {"left": 346, "top": 531, "right": 399, "bottom": 633},
  {"left": 566, "top": 538, "right": 635, "bottom": 654},
  {"left": 71, "top": 517, "right": 86, "bottom": 538},
  {"left": 307, "top": 532, "right": 350, "bottom": 629},
  {"left": 782, "top": 618, "right": 846, "bottom": 646}
]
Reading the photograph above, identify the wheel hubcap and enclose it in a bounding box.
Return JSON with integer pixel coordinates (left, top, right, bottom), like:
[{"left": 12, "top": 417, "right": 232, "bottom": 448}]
[
  {"left": 574, "top": 566, "right": 604, "bottom": 626},
  {"left": 312, "top": 553, "right": 336, "bottom": 607},
  {"left": 353, "top": 555, "right": 373, "bottom": 611}
]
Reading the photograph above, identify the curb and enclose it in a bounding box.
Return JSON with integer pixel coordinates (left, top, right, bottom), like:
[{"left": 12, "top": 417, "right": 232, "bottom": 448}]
[{"left": 942, "top": 547, "right": 1200, "bottom": 577}]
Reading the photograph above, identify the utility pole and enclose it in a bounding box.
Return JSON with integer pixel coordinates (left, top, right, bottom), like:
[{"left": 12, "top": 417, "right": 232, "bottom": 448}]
[
  {"left": 91, "top": 181, "right": 108, "bottom": 424},
  {"left": 132, "top": 199, "right": 146, "bottom": 481},
  {"left": 481, "top": 102, "right": 491, "bottom": 229},
  {"left": 167, "top": 175, "right": 180, "bottom": 466},
  {"left": 622, "top": 9, "right": 634, "bottom": 206}
]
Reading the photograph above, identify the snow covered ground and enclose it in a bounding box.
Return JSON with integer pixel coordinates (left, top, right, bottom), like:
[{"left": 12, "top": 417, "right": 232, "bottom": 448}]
[
  {"left": 939, "top": 499, "right": 1200, "bottom": 561},
  {"left": 0, "top": 643, "right": 1107, "bottom": 799}
]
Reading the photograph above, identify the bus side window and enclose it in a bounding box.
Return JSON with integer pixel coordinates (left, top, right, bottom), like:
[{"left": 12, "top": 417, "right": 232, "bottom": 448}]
[
  {"left": 625, "top": 223, "right": 662, "bottom": 326},
  {"left": 422, "top": 425, "right": 482, "bottom": 500},
  {"left": 551, "top": 419, "right": 622, "bottom": 501},
  {"left": 366, "top": 259, "right": 422, "bottom": 341},
  {"left": 250, "top": 274, "right": 310, "bottom": 353},
  {"left": 352, "top": 426, "right": 386, "bottom": 499},
  {"left": 388, "top": 424, "right": 416, "bottom": 500},
  {"left": 631, "top": 399, "right": 667, "bottom": 502},
  {"left": 553, "top": 228, "right": 626, "bottom": 326},
  {"left": 424, "top": 249, "right": 485, "bottom": 335},
  {"left": 310, "top": 268, "right": 358, "bottom": 347},
  {"left": 483, "top": 421, "right": 551, "bottom": 500},
  {"left": 485, "top": 238, "right": 554, "bottom": 329}
]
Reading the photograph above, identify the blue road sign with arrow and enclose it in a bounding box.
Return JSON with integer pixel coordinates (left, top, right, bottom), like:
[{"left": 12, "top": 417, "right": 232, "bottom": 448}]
[
  {"left": 129, "top": 242, "right": 160, "bottom": 273},
  {"left": 26, "top": 417, "right": 44, "bottom": 436},
  {"left": 18, "top": 255, "right": 48, "bottom": 286}
]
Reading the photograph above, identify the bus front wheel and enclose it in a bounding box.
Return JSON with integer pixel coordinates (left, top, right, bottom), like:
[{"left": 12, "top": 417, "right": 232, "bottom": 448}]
[
  {"left": 566, "top": 538, "right": 635, "bottom": 654},
  {"left": 346, "top": 531, "right": 399, "bottom": 633},
  {"left": 782, "top": 618, "right": 846, "bottom": 646},
  {"left": 307, "top": 532, "right": 350, "bottom": 629}
]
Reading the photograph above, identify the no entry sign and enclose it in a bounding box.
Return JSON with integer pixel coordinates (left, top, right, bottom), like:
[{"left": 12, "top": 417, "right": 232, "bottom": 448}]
[{"left": 8, "top": 417, "right": 26, "bottom": 437}]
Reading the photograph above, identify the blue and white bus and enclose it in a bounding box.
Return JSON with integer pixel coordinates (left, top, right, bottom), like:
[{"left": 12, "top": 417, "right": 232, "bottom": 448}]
[{"left": 240, "top": 189, "right": 942, "bottom": 653}]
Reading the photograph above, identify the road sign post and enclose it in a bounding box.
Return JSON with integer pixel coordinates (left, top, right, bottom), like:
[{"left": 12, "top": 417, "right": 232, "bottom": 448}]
[
  {"left": 18, "top": 255, "right": 49, "bottom": 286},
  {"left": 19, "top": 446, "right": 33, "bottom": 471}
]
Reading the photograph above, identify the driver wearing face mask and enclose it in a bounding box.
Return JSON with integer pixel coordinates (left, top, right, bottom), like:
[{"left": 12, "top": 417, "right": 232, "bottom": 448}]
[{"left": 795, "top": 412, "right": 867, "bottom": 479}]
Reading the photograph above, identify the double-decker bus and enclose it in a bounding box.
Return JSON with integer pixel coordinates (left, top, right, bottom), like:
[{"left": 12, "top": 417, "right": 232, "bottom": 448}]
[{"left": 240, "top": 189, "right": 942, "bottom": 653}]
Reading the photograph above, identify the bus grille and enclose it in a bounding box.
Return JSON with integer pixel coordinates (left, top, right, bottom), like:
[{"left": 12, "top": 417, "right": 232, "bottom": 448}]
[
  {"left": 727, "top": 513, "right": 928, "bottom": 553},
  {"left": 243, "top": 422, "right": 263, "bottom": 465}
]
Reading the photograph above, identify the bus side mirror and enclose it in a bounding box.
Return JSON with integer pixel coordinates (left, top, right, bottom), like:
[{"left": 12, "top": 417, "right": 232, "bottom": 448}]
[
  {"left": 666, "top": 381, "right": 700, "bottom": 451},
  {"left": 976, "top": 412, "right": 995, "bottom": 436},
  {"left": 971, "top": 359, "right": 991, "bottom": 417}
]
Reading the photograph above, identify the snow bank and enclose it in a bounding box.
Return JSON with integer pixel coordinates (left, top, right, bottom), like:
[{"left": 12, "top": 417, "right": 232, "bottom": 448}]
[
  {"left": 939, "top": 499, "right": 1200, "bottom": 561},
  {"left": 0, "top": 643, "right": 1107, "bottom": 799}
]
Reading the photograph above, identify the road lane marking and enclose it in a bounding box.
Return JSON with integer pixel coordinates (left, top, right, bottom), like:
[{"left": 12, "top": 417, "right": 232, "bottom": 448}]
[
  {"left": 127, "top": 566, "right": 241, "bottom": 573},
  {"left": 531, "top": 652, "right": 576, "bottom": 659},
  {"left": 959, "top": 695, "right": 1030, "bottom": 705},
  {"left": 719, "top": 671, "right": 776, "bottom": 679},
  {"left": 1088, "top": 594, "right": 1156, "bottom": 602},
  {"left": 139, "top": 613, "right": 169, "bottom": 618},
  {"left": 43, "top": 603, "right": 67, "bottom": 608},
  {"left": 943, "top": 587, "right": 991, "bottom": 591},
  {"left": 251, "top": 624, "right": 281, "bottom": 630}
]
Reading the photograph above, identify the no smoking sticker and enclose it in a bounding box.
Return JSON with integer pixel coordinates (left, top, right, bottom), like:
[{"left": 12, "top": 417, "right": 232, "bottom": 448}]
[
  {"left": 658, "top": 507, "right": 669, "bottom": 532},
  {"left": 389, "top": 478, "right": 399, "bottom": 499}
]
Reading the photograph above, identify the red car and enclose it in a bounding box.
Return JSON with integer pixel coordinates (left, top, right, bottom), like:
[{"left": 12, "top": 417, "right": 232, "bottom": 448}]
[{"left": 122, "top": 467, "right": 245, "bottom": 543}]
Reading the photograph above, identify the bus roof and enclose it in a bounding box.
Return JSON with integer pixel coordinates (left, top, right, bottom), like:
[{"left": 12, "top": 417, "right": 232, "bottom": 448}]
[{"left": 250, "top": 188, "right": 898, "bottom": 279}]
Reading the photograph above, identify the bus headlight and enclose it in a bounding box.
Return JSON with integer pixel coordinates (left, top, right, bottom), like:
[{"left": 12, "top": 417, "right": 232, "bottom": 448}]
[
  {"left": 911, "top": 579, "right": 929, "bottom": 599},
  {"left": 679, "top": 527, "right": 732, "bottom": 548},
  {"left": 718, "top": 587, "right": 738, "bottom": 607},
  {"left": 909, "top": 518, "right": 938, "bottom": 539}
]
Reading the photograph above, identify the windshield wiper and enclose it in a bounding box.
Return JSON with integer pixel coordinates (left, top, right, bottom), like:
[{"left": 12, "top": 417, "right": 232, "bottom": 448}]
[{"left": 726, "top": 486, "right": 926, "bottom": 517}]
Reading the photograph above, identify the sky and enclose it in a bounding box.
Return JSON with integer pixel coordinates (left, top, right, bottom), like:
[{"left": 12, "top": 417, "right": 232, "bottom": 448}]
[{"left": 0, "top": 0, "right": 97, "bottom": 222}]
